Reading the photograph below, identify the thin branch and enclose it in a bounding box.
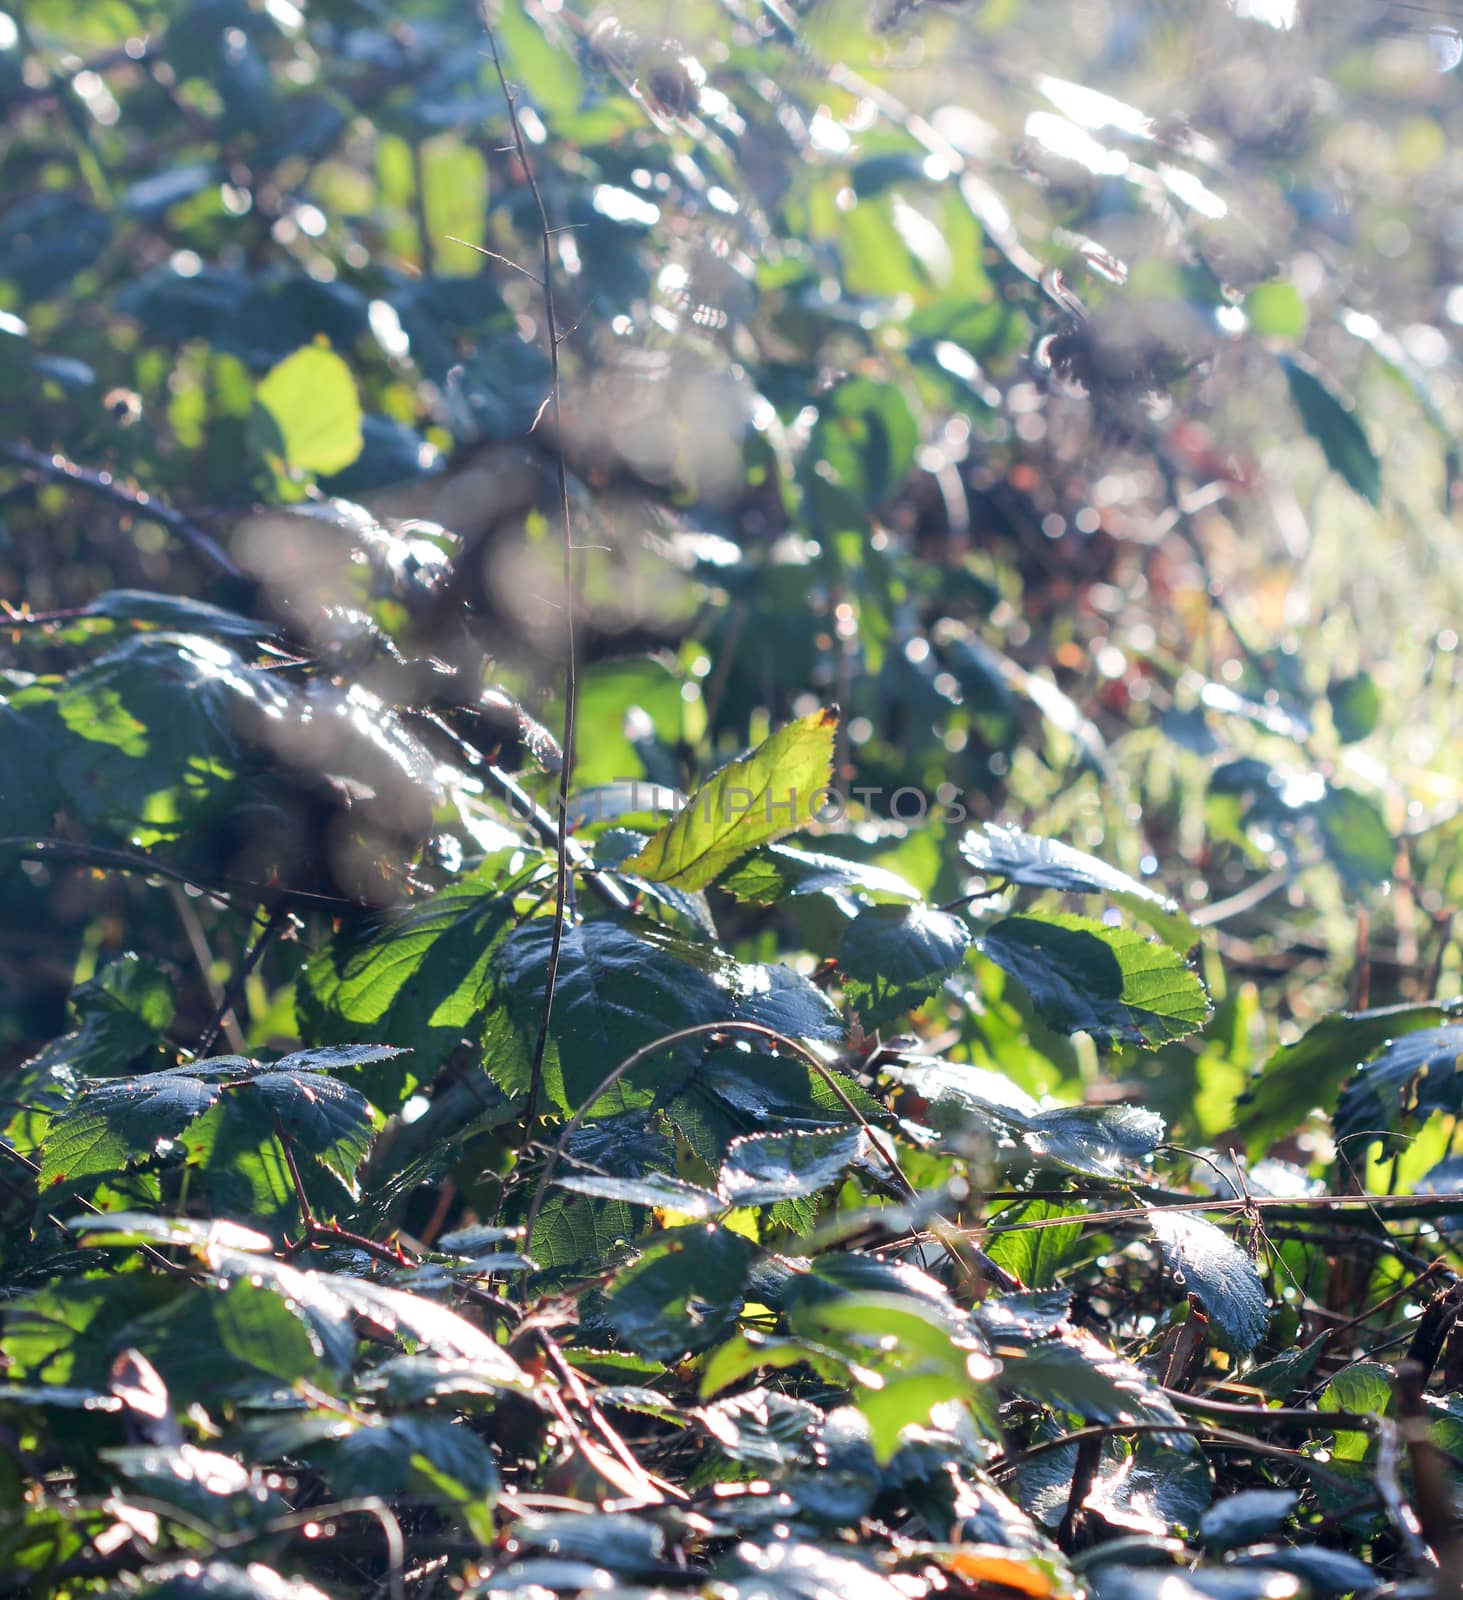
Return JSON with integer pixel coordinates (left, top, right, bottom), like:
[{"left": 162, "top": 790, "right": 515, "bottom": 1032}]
[
  {"left": 167, "top": 881, "right": 245, "bottom": 1054},
  {"left": 477, "top": 4, "right": 581, "bottom": 1169},
  {"left": 195, "top": 900, "right": 293, "bottom": 1058},
  {"left": 1, "top": 835, "right": 355, "bottom": 911},
  {"left": 1, "top": 442, "right": 244, "bottom": 581}
]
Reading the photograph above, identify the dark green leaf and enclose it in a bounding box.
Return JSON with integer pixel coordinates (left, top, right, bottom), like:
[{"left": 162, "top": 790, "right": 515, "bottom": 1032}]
[
  {"left": 1148, "top": 1210, "right": 1269, "bottom": 1352},
  {"left": 839, "top": 904, "right": 972, "bottom": 1026},
  {"left": 1333, "top": 1021, "right": 1463, "bottom": 1145},
  {"left": 40, "top": 1071, "right": 221, "bottom": 1187},
  {"left": 1235, "top": 1002, "right": 1463, "bottom": 1150},
  {"left": 1282, "top": 355, "right": 1381, "bottom": 505},
  {"left": 719, "top": 843, "right": 921, "bottom": 905},
  {"left": 1327, "top": 673, "right": 1381, "bottom": 744},
  {"left": 602, "top": 1225, "right": 754, "bottom": 1361},
  {"left": 981, "top": 914, "right": 1211, "bottom": 1047},
  {"left": 1200, "top": 1490, "right": 1297, "bottom": 1553},
  {"left": 960, "top": 824, "right": 1195, "bottom": 949},
  {"left": 720, "top": 1127, "right": 868, "bottom": 1206}
]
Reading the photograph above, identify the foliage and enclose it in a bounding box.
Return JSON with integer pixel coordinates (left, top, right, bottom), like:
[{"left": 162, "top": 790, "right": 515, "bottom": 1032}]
[{"left": 2, "top": 2, "right": 1463, "bottom": 1599}]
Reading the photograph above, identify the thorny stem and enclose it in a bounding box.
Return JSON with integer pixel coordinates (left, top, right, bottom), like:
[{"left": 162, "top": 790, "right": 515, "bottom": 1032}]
[
  {"left": 477, "top": 3, "right": 580, "bottom": 1176},
  {"left": 274, "top": 1116, "right": 412, "bottom": 1270}
]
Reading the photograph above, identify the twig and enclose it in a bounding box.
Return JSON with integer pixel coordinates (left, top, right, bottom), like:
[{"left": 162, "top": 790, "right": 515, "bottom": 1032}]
[
  {"left": 195, "top": 899, "right": 293, "bottom": 1058},
  {"left": 1, "top": 442, "right": 244, "bottom": 581},
  {"left": 1, "top": 835, "right": 355, "bottom": 911},
  {"left": 167, "top": 881, "right": 245, "bottom": 1054},
  {"left": 477, "top": 4, "right": 580, "bottom": 1163}
]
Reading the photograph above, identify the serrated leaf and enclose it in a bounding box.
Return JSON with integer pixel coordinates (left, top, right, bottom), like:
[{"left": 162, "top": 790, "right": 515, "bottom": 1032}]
[
  {"left": 981, "top": 914, "right": 1211, "bottom": 1047},
  {"left": 839, "top": 904, "right": 972, "bottom": 1026},
  {"left": 1148, "top": 1210, "right": 1269, "bottom": 1352},
  {"left": 998, "top": 1330, "right": 1183, "bottom": 1428},
  {"left": 625, "top": 710, "right": 836, "bottom": 890},
  {"left": 719, "top": 843, "right": 921, "bottom": 905},
  {"left": 602, "top": 1225, "right": 754, "bottom": 1361},
  {"left": 496, "top": 919, "right": 737, "bottom": 1112},
  {"left": 244, "top": 1070, "right": 379, "bottom": 1191},
  {"left": 299, "top": 860, "right": 532, "bottom": 1095},
  {"left": 1282, "top": 354, "right": 1381, "bottom": 505},
  {"left": 890, "top": 1058, "right": 1166, "bottom": 1178},
  {"left": 720, "top": 1127, "right": 868, "bottom": 1206},
  {"left": 40, "top": 1071, "right": 221, "bottom": 1187},
  {"left": 960, "top": 824, "right": 1195, "bottom": 949},
  {"left": 1318, "top": 1363, "right": 1392, "bottom": 1460},
  {"left": 985, "top": 1202, "right": 1086, "bottom": 1289},
  {"left": 1334, "top": 1020, "right": 1463, "bottom": 1145}
]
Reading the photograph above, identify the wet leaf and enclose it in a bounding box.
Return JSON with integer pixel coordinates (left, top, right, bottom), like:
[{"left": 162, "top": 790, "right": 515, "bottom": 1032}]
[{"left": 1148, "top": 1210, "right": 1269, "bottom": 1352}]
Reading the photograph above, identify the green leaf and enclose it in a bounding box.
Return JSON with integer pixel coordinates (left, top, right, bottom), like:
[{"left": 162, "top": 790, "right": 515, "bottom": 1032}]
[
  {"left": 602, "top": 1225, "right": 754, "bottom": 1361},
  {"left": 719, "top": 843, "right": 922, "bottom": 905},
  {"left": 555, "top": 1171, "right": 723, "bottom": 1217},
  {"left": 1233, "top": 1001, "right": 1463, "bottom": 1150},
  {"left": 625, "top": 710, "right": 837, "bottom": 891},
  {"left": 495, "top": 0, "right": 583, "bottom": 119},
  {"left": 998, "top": 1330, "right": 1183, "bottom": 1427},
  {"left": 40, "top": 1070, "right": 221, "bottom": 1188},
  {"left": 665, "top": 1045, "right": 874, "bottom": 1167},
  {"left": 317, "top": 1415, "right": 499, "bottom": 1508},
  {"left": 985, "top": 1201, "right": 1086, "bottom": 1289},
  {"left": 300, "top": 859, "right": 533, "bottom": 1097},
  {"left": 496, "top": 919, "right": 736, "bottom": 1112},
  {"left": 960, "top": 823, "right": 1196, "bottom": 949},
  {"left": 809, "top": 376, "right": 920, "bottom": 512},
  {"left": 253, "top": 344, "right": 364, "bottom": 475},
  {"left": 1282, "top": 354, "right": 1381, "bottom": 505},
  {"left": 1318, "top": 1363, "right": 1391, "bottom": 1460},
  {"left": 1244, "top": 281, "right": 1307, "bottom": 339},
  {"left": 14, "top": 633, "right": 286, "bottom": 844},
  {"left": 26, "top": 954, "right": 175, "bottom": 1079},
  {"left": 1200, "top": 1489, "right": 1297, "bottom": 1553},
  {"left": 244, "top": 1068, "right": 380, "bottom": 1192},
  {"left": 839, "top": 904, "right": 972, "bottom": 1026},
  {"left": 1230, "top": 1546, "right": 1376, "bottom": 1595},
  {"left": 1312, "top": 786, "right": 1393, "bottom": 888},
  {"left": 1327, "top": 672, "right": 1381, "bottom": 744},
  {"left": 86, "top": 590, "right": 278, "bottom": 642},
  {"left": 1148, "top": 1210, "right": 1269, "bottom": 1352},
  {"left": 981, "top": 914, "right": 1211, "bottom": 1048},
  {"left": 787, "top": 1290, "right": 998, "bottom": 1460},
  {"left": 719, "top": 1127, "right": 868, "bottom": 1207}
]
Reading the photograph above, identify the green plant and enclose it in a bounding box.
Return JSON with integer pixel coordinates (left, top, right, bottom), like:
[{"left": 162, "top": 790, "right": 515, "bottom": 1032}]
[{"left": 3, "top": 3, "right": 1463, "bottom": 1597}]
